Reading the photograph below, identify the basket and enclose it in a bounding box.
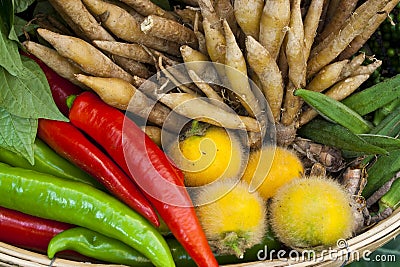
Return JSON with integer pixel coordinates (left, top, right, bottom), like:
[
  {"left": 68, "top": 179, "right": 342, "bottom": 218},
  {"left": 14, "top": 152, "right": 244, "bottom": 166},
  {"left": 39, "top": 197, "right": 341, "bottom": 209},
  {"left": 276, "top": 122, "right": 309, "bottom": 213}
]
[{"left": 1, "top": 208, "right": 399, "bottom": 267}]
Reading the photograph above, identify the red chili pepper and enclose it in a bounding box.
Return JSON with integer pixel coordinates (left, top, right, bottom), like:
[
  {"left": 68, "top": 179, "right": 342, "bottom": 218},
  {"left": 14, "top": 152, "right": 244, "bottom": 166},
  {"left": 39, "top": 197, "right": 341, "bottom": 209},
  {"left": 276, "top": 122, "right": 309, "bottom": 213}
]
[
  {"left": 22, "top": 52, "right": 82, "bottom": 117},
  {"left": 69, "top": 91, "right": 218, "bottom": 267},
  {"left": 0, "top": 206, "right": 72, "bottom": 253},
  {"left": 37, "top": 119, "right": 159, "bottom": 227},
  {"left": 0, "top": 207, "right": 95, "bottom": 261}
]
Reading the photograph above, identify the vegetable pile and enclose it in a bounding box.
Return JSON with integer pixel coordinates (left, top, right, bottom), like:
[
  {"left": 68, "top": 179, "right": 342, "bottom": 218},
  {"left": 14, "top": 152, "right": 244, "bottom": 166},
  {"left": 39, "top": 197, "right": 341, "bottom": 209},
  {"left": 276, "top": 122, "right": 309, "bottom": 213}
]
[{"left": 1, "top": 0, "right": 400, "bottom": 266}]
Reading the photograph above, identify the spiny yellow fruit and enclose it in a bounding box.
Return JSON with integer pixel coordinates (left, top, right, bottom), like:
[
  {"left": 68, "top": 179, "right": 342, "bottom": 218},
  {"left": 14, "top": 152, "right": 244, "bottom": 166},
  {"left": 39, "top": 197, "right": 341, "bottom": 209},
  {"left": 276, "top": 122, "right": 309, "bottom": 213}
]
[
  {"left": 170, "top": 126, "right": 244, "bottom": 186},
  {"left": 270, "top": 176, "right": 356, "bottom": 248},
  {"left": 242, "top": 146, "right": 303, "bottom": 199},
  {"left": 195, "top": 180, "right": 266, "bottom": 258}
]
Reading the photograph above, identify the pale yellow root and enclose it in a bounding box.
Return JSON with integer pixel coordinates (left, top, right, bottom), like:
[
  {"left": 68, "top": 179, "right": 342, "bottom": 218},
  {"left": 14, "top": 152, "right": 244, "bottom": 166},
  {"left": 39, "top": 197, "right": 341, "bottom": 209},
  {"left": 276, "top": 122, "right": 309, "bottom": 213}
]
[
  {"left": 188, "top": 70, "right": 223, "bottom": 102},
  {"left": 23, "top": 41, "right": 85, "bottom": 87},
  {"left": 285, "top": 0, "right": 306, "bottom": 89},
  {"left": 303, "top": 0, "right": 325, "bottom": 61},
  {"left": 223, "top": 20, "right": 260, "bottom": 117},
  {"left": 339, "top": 0, "right": 400, "bottom": 60},
  {"left": 306, "top": 60, "right": 349, "bottom": 92},
  {"left": 194, "top": 12, "right": 208, "bottom": 55},
  {"left": 233, "top": 0, "right": 263, "bottom": 39},
  {"left": 317, "top": 0, "right": 358, "bottom": 42},
  {"left": 82, "top": 0, "right": 181, "bottom": 56},
  {"left": 48, "top": 0, "right": 114, "bottom": 41},
  {"left": 113, "top": 56, "right": 151, "bottom": 79},
  {"left": 37, "top": 28, "right": 134, "bottom": 83},
  {"left": 74, "top": 74, "right": 172, "bottom": 127},
  {"left": 338, "top": 53, "right": 366, "bottom": 80},
  {"left": 214, "top": 0, "right": 238, "bottom": 37},
  {"left": 281, "top": 82, "right": 303, "bottom": 126},
  {"left": 158, "top": 58, "right": 198, "bottom": 95},
  {"left": 141, "top": 15, "right": 198, "bottom": 47},
  {"left": 118, "top": 0, "right": 176, "bottom": 20},
  {"left": 198, "top": 0, "right": 222, "bottom": 28},
  {"left": 351, "top": 60, "right": 382, "bottom": 76},
  {"left": 159, "top": 93, "right": 261, "bottom": 132},
  {"left": 93, "top": 40, "right": 154, "bottom": 64},
  {"left": 203, "top": 17, "right": 226, "bottom": 65},
  {"left": 258, "top": 0, "right": 290, "bottom": 60},
  {"left": 245, "top": 36, "right": 284, "bottom": 122},
  {"left": 316, "top": 0, "right": 331, "bottom": 35},
  {"left": 281, "top": 0, "right": 307, "bottom": 126},
  {"left": 299, "top": 74, "right": 371, "bottom": 126},
  {"left": 180, "top": 45, "right": 221, "bottom": 85},
  {"left": 307, "top": 0, "right": 391, "bottom": 77}
]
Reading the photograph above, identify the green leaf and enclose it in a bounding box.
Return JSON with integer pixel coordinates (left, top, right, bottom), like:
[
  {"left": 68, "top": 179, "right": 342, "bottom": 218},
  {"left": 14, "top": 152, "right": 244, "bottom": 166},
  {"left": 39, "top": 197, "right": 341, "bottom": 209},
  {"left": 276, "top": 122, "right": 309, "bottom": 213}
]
[
  {"left": 0, "top": 6, "right": 24, "bottom": 75},
  {"left": 0, "top": 56, "right": 68, "bottom": 122},
  {"left": 358, "top": 134, "right": 400, "bottom": 151},
  {"left": 342, "top": 74, "right": 400, "bottom": 116},
  {"left": 294, "top": 89, "right": 373, "bottom": 134},
  {"left": 0, "top": 107, "right": 37, "bottom": 165},
  {"left": 298, "top": 119, "right": 387, "bottom": 155},
  {"left": 14, "top": 0, "right": 36, "bottom": 13}
]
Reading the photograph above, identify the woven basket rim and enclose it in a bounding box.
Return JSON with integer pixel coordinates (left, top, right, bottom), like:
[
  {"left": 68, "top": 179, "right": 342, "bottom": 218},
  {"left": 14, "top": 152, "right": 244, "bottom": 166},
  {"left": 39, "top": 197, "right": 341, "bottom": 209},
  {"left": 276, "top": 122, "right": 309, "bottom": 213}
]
[{"left": 1, "top": 208, "right": 399, "bottom": 267}]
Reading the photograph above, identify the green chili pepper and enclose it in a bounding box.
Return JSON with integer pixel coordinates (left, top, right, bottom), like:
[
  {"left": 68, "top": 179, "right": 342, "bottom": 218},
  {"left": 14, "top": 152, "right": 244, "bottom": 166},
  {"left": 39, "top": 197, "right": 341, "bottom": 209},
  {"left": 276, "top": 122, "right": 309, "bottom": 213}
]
[
  {"left": 0, "top": 163, "right": 174, "bottom": 267},
  {"left": 48, "top": 226, "right": 281, "bottom": 267},
  {"left": 48, "top": 227, "right": 152, "bottom": 267},
  {"left": 0, "top": 138, "right": 102, "bottom": 189}
]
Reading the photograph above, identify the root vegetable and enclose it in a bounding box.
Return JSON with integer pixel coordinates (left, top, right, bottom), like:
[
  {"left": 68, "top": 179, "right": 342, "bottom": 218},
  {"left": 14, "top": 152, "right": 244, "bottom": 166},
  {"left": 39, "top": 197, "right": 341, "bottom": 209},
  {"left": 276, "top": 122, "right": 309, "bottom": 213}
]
[
  {"left": 22, "top": 41, "right": 85, "bottom": 87},
  {"left": 245, "top": 36, "right": 284, "bottom": 122},
  {"left": 307, "top": 0, "right": 391, "bottom": 77},
  {"left": 223, "top": 20, "right": 260, "bottom": 117},
  {"left": 233, "top": 0, "right": 264, "bottom": 39},
  {"left": 306, "top": 60, "right": 349, "bottom": 92},
  {"left": 158, "top": 93, "right": 261, "bottom": 132},
  {"left": 214, "top": 0, "right": 238, "bottom": 37},
  {"left": 113, "top": 56, "right": 152, "bottom": 78},
  {"left": 339, "top": 0, "right": 400, "bottom": 60},
  {"left": 118, "top": 0, "right": 176, "bottom": 20},
  {"left": 48, "top": 0, "right": 114, "bottom": 41},
  {"left": 141, "top": 15, "right": 198, "bottom": 48},
  {"left": 93, "top": 40, "right": 154, "bottom": 64},
  {"left": 259, "top": 0, "right": 290, "bottom": 60},
  {"left": 37, "top": 28, "right": 134, "bottom": 83},
  {"left": 303, "top": 0, "right": 325, "bottom": 61},
  {"left": 317, "top": 0, "right": 358, "bottom": 42},
  {"left": 195, "top": 180, "right": 267, "bottom": 258},
  {"left": 82, "top": 0, "right": 180, "bottom": 56},
  {"left": 270, "top": 176, "right": 356, "bottom": 248},
  {"left": 188, "top": 70, "right": 223, "bottom": 102}
]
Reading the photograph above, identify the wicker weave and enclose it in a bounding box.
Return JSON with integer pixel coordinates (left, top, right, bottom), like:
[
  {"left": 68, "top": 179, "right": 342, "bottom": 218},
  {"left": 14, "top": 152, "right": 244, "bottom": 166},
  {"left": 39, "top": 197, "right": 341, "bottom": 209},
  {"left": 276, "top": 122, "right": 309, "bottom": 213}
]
[{"left": 1, "top": 208, "right": 399, "bottom": 267}]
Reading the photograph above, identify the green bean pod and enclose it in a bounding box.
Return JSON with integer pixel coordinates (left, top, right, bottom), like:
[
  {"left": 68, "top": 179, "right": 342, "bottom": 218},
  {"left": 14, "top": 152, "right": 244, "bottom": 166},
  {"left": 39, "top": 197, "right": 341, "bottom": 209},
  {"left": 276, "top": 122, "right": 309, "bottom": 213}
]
[
  {"left": 0, "top": 139, "right": 102, "bottom": 189},
  {"left": 48, "top": 227, "right": 152, "bottom": 267},
  {"left": 48, "top": 227, "right": 281, "bottom": 267},
  {"left": 0, "top": 163, "right": 174, "bottom": 267},
  {"left": 362, "top": 149, "right": 400, "bottom": 198},
  {"left": 379, "top": 178, "right": 400, "bottom": 211}
]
